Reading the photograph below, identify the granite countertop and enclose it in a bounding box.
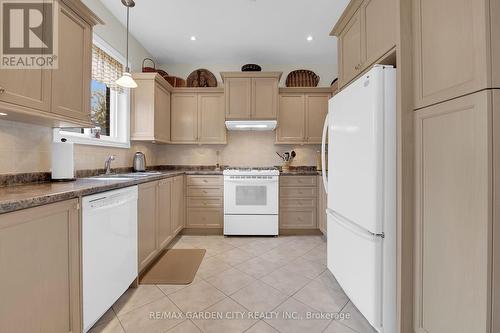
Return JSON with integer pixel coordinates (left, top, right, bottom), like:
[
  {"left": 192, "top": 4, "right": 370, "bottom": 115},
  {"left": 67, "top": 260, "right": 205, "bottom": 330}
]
[
  {"left": 0, "top": 170, "right": 193, "bottom": 214},
  {"left": 280, "top": 170, "right": 321, "bottom": 176},
  {"left": 0, "top": 167, "right": 319, "bottom": 214}
]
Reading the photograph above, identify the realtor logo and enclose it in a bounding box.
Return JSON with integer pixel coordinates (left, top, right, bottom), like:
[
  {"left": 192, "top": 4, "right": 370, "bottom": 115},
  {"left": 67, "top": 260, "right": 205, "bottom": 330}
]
[{"left": 1, "top": 0, "right": 58, "bottom": 69}]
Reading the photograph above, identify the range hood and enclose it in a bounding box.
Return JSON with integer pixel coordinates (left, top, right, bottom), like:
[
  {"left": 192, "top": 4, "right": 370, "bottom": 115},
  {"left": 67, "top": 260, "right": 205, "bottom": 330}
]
[{"left": 225, "top": 120, "right": 277, "bottom": 131}]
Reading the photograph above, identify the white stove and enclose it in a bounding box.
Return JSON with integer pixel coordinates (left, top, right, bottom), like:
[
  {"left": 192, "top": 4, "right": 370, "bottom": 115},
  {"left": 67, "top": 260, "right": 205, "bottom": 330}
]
[{"left": 223, "top": 167, "right": 279, "bottom": 235}]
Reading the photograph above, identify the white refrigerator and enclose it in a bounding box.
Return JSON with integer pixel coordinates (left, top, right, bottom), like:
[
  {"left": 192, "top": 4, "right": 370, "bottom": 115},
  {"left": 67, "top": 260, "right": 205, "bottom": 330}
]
[{"left": 321, "top": 65, "right": 396, "bottom": 333}]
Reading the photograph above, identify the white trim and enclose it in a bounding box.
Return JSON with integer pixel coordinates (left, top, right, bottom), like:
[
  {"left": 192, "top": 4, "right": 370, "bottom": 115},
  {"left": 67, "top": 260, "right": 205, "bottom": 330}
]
[{"left": 53, "top": 33, "right": 131, "bottom": 149}]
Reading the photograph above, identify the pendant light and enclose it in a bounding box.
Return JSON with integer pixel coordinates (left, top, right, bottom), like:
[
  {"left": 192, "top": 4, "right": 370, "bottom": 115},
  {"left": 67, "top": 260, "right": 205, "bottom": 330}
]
[{"left": 115, "top": 0, "right": 138, "bottom": 88}]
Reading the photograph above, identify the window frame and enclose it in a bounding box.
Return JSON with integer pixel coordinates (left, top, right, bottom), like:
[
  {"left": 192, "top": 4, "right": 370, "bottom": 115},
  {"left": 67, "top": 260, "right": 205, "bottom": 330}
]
[{"left": 53, "top": 34, "right": 131, "bottom": 149}]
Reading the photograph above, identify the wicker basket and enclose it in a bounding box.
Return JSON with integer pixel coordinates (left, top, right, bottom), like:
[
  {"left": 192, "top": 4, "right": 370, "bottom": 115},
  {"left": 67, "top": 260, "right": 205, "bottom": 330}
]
[
  {"left": 164, "top": 76, "right": 187, "bottom": 87},
  {"left": 141, "top": 58, "right": 169, "bottom": 77},
  {"left": 285, "top": 70, "right": 320, "bottom": 87}
]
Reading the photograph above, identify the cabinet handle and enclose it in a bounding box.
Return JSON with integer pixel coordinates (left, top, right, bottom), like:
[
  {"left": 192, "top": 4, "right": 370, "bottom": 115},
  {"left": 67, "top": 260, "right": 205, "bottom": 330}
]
[{"left": 0, "top": 87, "right": 5, "bottom": 94}]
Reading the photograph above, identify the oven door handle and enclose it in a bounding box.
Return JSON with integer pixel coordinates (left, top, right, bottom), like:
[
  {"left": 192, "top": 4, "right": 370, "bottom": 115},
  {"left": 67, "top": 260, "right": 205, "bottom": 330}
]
[{"left": 224, "top": 179, "right": 278, "bottom": 184}]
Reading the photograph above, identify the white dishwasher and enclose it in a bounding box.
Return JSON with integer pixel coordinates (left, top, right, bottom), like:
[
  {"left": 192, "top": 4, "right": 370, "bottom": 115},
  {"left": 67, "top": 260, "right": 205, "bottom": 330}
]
[{"left": 82, "top": 186, "right": 138, "bottom": 332}]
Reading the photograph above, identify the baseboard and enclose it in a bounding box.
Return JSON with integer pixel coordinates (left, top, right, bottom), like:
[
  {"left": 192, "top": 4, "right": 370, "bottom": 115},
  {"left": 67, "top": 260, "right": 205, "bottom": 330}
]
[
  {"left": 181, "top": 228, "right": 224, "bottom": 235},
  {"left": 279, "top": 228, "right": 323, "bottom": 236}
]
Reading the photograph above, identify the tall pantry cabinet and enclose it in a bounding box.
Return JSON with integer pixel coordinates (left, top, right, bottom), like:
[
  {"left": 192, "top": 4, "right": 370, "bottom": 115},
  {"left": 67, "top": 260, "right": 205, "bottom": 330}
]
[{"left": 412, "top": 0, "right": 500, "bottom": 332}]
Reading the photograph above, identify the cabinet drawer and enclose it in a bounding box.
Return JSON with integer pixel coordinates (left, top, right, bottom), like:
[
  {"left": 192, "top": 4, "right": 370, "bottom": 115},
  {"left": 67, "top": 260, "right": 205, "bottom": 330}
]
[
  {"left": 187, "top": 197, "right": 223, "bottom": 208},
  {"left": 280, "top": 198, "right": 316, "bottom": 208},
  {"left": 187, "top": 187, "right": 223, "bottom": 197},
  {"left": 280, "top": 176, "right": 317, "bottom": 187},
  {"left": 186, "top": 208, "right": 223, "bottom": 228},
  {"left": 187, "top": 175, "right": 223, "bottom": 186},
  {"left": 280, "top": 187, "right": 317, "bottom": 198},
  {"left": 280, "top": 209, "right": 317, "bottom": 229}
]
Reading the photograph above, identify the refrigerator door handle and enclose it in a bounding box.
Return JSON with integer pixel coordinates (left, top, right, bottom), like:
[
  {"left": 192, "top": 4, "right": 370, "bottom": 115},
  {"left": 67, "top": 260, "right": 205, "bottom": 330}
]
[
  {"left": 326, "top": 209, "right": 385, "bottom": 239},
  {"left": 321, "top": 113, "right": 329, "bottom": 194}
]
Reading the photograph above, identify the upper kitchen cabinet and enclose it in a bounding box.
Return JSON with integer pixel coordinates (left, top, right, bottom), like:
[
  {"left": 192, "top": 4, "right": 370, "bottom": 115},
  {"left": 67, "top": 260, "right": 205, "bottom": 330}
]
[
  {"left": 131, "top": 73, "right": 173, "bottom": 143},
  {"left": 0, "top": 0, "right": 102, "bottom": 127},
  {"left": 331, "top": 0, "right": 396, "bottom": 89},
  {"left": 413, "top": 0, "right": 500, "bottom": 109},
  {"left": 171, "top": 88, "right": 226, "bottom": 144},
  {"left": 221, "top": 72, "right": 281, "bottom": 120},
  {"left": 338, "top": 9, "right": 363, "bottom": 87},
  {"left": 277, "top": 88, "right": 331, "bottom": 144},
  {"left": 51, "top": 1, "right": 92, "bottom": 123}
]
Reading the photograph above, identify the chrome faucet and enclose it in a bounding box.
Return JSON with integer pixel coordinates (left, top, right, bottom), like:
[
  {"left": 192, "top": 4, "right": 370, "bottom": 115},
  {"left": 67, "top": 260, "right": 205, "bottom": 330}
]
[{"left": 104, "top": 155, "right": 115, "bottom": 174}]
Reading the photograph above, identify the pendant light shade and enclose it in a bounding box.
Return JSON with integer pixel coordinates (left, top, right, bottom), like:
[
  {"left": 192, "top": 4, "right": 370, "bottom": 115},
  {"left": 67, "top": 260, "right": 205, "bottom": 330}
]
[
  {"left": 115, "top": 72, "right": 137, "bottom": 88},
  {"left": 116, "top": 0, "right": 137, "bottom": 89}
]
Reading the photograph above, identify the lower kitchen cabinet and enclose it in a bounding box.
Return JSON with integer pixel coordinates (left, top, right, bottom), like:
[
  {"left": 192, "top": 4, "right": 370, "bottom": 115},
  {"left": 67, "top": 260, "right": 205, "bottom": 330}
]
[
  {"left": 414, "top": 90, "right": 493, "bottom": 333},
  {"left": 171, "top": 175, "right": 185, "bottom": 235},
  {"left": 138, "top": 181, "right": 159, "bottom": 271},
  {"left": 157, "top": 178, "right": 173, "bottom": 250},
  {"left": 138, "top": 176, "right": 185, "bottom": 272},
  {"left": 186, "top": 175, "right": 223, "bottom": 228},
  {"left": 0, "top": 199, "right": 81, "bottom": 333},
  {"left": 280, "top": 176, "right": 318, "bottom": 229}
]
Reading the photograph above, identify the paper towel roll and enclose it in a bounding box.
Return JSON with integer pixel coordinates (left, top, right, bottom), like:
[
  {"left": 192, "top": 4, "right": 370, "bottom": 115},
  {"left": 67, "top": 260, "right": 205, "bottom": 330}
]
[{"left": 51, "top": 139, "right": 75, "bottom": 180}]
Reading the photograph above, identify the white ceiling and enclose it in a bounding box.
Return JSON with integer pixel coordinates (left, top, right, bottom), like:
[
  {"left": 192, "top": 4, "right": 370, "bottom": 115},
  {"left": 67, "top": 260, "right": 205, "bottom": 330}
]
[{"left": 100, "top": 0, "right": 350, "bottom": 65}]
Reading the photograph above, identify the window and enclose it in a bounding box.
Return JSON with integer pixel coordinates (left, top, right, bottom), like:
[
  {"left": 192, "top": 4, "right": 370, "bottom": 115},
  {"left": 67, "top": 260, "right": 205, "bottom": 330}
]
[{"left": 53, "top": 34, "right": 131, "bottom": 148}]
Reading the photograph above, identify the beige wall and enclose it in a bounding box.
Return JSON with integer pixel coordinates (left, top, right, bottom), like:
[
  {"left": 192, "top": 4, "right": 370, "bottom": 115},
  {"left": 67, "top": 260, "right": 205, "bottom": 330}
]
[
  {"left": 0, "top": 119, "right": 318, "bottom": 175},
  {"left": 155, "top": 131, "right": 320, "bottom": 167},
  {"left": 0, "top": 120, "right": 158, "bottom": 174},
  {"left": 82, "top": 0, "right": 153, "bottom": 71},
  {"left": 159, "top": 63, "right": 337, "bottom": 87}
]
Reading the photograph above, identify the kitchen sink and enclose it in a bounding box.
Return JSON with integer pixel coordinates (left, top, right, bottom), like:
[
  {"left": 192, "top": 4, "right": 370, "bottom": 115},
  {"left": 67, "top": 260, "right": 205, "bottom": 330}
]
[{"left": 84, "top": 171, "right": 163, "bottom": 181}]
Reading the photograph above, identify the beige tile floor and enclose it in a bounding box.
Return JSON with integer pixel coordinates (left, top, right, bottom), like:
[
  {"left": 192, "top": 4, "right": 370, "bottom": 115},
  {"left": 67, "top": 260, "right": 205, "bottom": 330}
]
[{"left": 89, "top": 235, "right": 377, "bottom": 333}]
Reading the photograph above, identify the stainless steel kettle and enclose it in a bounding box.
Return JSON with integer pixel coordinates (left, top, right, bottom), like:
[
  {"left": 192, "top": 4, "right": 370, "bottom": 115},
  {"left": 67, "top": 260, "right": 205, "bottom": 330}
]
[{"left": 133, "top": 152, "right": 146, "bottom": 172}]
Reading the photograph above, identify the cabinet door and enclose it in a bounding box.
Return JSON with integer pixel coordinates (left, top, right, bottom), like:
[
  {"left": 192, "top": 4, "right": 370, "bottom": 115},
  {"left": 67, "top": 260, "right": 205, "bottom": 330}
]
[
  {"left": 187, "top": 208, "right": 223, "bottom": 228},
  {"left": 0, "top": 69, "right": 51, "bottom": 112},
  {"left": 414, "top": 91, "right": 490, "bottom": 333},
  {"left": 51, "top": 3, "right": 92, "bottom": 122},
  {"left": 280, "top": 208, "right": 317, "bottom": 229},
  {"left": 171, "top": 176, "right": 185, "bottom": 236},
  {"left": 225, "top": 78, "right": 252, "bottom": 119},
  {"left": 252, "top": 78, "right": 278, "bottom": 119},
  {"left": 154, "top": 84, "right": 171, "bottom": 143},
  {"left": 138, "top": 182, "right": 158, "bottom": 271},
  {"left": 0, "top": 200, "right": 81, "bottom": 333},
  {"left": 171, "top": 94, "right": 198, "bottom": 142},
  {"left": 305, "top": 94, "right": 329, "bottom": 143},
  {"left": 338, "top": 9, "right": 362, "bottom": 87},
  {"left": 277, "top": 94, "right": 305, "bottom": 143},
  {"left": 198, "top": 93, "right": 226, "bottom": 143},
  {"left": 361, "top": 0, "right": 397, "bottom": 67},
  {"left": 157, "top": 179, "right": 172, "bottom": 250},
  {"left": 413, "top": 0, "right": 490, "bottom": 108}
]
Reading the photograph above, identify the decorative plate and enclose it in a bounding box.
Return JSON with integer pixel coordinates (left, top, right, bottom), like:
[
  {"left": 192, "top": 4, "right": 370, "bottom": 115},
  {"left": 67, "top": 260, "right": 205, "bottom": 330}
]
[
  {"left": 241, "top": 64, "right": 262, "bottom": 72},
  {"left": 186, "top": 69, "right": 217, "bottom": 87}
]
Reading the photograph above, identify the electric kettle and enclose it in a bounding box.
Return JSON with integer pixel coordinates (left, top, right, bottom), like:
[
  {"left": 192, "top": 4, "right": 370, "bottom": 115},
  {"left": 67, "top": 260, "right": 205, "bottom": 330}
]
[{"left": 133, "top": 152, "right": 146, "bottom": 172}]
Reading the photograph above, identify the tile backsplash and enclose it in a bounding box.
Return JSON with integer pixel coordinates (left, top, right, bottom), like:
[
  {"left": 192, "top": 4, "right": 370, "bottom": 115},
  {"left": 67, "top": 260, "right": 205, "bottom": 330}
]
[{"left": 0, "top": 120, "right": 320, "bottom": 175}]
